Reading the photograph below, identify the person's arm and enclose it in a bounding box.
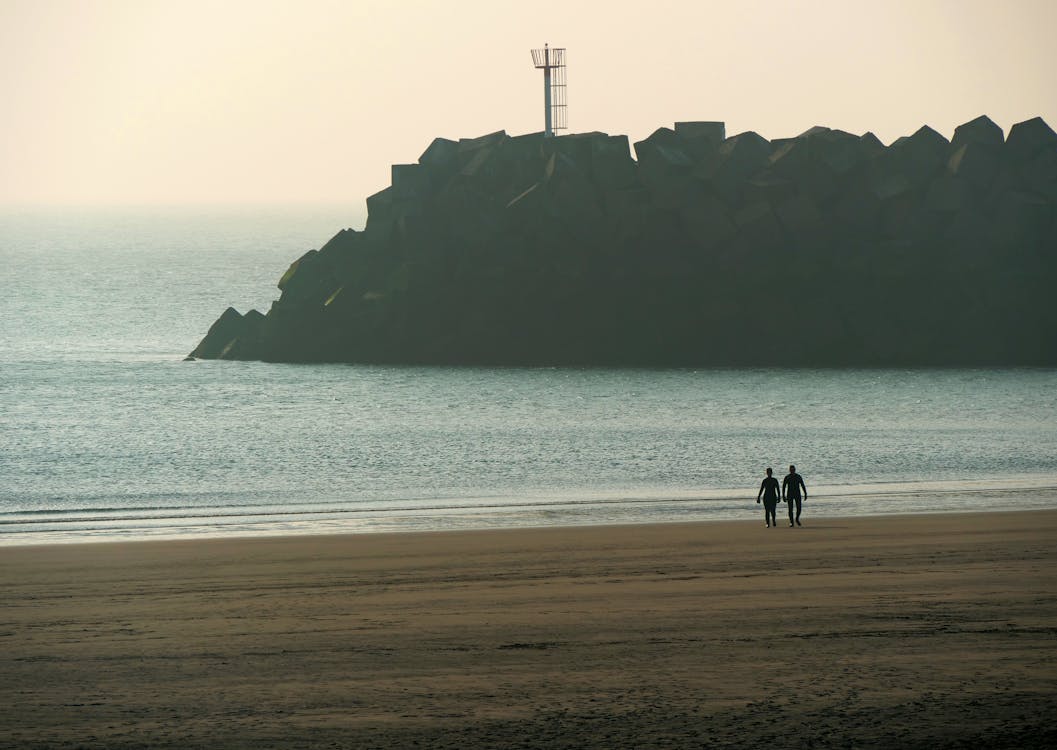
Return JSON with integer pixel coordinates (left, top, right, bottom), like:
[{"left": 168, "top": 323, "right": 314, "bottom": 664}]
[
  {"left": 757, "top": 480, "right": 764, "bottom": 503},
  {"left": 782, "top": 475, "right": 789, "bottom": 500},
  {"left": 800, "top": 476, "right": 807, "bottom": 500}
]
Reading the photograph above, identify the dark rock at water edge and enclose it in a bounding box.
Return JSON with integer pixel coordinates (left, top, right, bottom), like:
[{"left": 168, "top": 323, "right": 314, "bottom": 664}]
[{"left": 191, "top": 116, "right": 1057, "bottom": 367}]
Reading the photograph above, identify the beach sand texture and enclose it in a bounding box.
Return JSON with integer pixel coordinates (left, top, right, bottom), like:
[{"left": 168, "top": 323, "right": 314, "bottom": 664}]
[{"left": 2, "top": 510, "right": 1055, "bottom": 749}]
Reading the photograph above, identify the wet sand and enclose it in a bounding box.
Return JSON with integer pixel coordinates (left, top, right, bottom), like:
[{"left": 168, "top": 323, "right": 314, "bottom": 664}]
[{"left": 2, "top": 510, "right": 1056, "bottom": 749}]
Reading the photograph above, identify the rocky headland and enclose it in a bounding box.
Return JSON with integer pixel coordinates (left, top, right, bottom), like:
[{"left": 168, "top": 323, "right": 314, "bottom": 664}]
[{"left": 191, "top": 115, "right": 1057, "bottom": 366}]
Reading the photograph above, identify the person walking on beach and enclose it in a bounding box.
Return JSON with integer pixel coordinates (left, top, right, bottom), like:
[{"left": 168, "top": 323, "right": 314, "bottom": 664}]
[
  {"left": 757, "top": 467, "right": 781, "bottom": 528},
  {"left": 783, "top": 465, "right": 807, "bottom": 527}
]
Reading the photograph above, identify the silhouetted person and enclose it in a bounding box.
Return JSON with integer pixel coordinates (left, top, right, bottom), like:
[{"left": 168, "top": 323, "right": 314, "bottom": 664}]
[
  {"left": 757, "top": 467, "right": 780, "bottom": 528},
  {"left": 783, "top": 465, "right": 807, "bottom": 527}
]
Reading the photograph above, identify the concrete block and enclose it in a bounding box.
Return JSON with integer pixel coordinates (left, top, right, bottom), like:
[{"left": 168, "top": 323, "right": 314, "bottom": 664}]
[
  {"left": 544, "top": 131, "right": 601, "bottom": 165},
  {"left": 365, "top": 186, "right": 394, "bottom": 230},
  {"left": 733, "top": 200, "right": 786, "bottom": 250},
  {"left": 433, "top": 179, "right": 502, "bottom": 246},
  {"left": 768, "top": 138, "right": 809, "bottom": 174},
  {"left": 549, "top": 132, "right": 637, "bottom": 189},
  {"left": 715, "top": 131, "right": 771, "bottom": 180},
  {"left": 828, "top": 188, "right": 881, "bottom": 235},
  {"left": 1017, "top": 148, "right": 1057, "bottom": 202},
  {"left": 418, "top": 137, "right": 459, "bottom": 187},
  {"left": 795, "top": 127, "right": 867, "bottom": 176},
  {"left": 798, "top": 125, "right": 830, "bottom": 138},
  {"left": 457, "top": 130, "right": 507, "bottom": 158},
  {"left": 674, "top": 121, "right": 726, "bottom": 144},
  {"left": 544, "top": 152, "right": 604, "bottom": 220},
  {"left": 634, "top": 128, "right": 695, "bottom": 167},
  {"left": 1006, "top": 117, "right": 1057, "bottom": 163},
  {"left": 454, "top": 132, "right": 514, "bottom": 190},
  {"left": 889, "top": 125, "right": 949, "bottom": 184},
  {"left": 744, "top": 172, "right": 798, "bottom": 205},
  {"left": 925, "top": 175, "right": 973, "bottom": 213},
  {"left": 317, "top": 228, "right": 365, "bottom": 278},
  {"left": 768, "top": 137, "right": 841, "bottom": 204},
  {"left": 989, "top": 190, "right": 1052, "bottom": 247},
  {"left": 318, "top": 227, "right": 363, "bottom": 259},
  {"left": 506, "top": 181, "right": 547, "bottom": 219},
  {"left": 497, "top": 131, "right": 548, "bottom": 188},
  {"left": 459, "top": 142, "right": 500, "bottom": 179},
  {"left": 190, "top": 306, "right": 245, "bottom": 359},
  {"left": 602, "top": 187, "right": 653, "bottom": 236},
  {"left": 950, "top": 115, "right": 1004, "bottom": 151},
  {"left": 674, "top": 121, "right": 726, "bottom": 163},
  {"left": 634, "top": 128, "right": 698, "bottom": 209},
  {"left": 878, "top": 191, "right": 918, "bottom": 239},
  {"left": 943, "top": 208, "right": 991, "bottom": 257},
  {"left": 276, "top": 249, "right": 339, "bottom": 308},
  {"left": 860, "top": 132, "right": 886, "bottom": 156},
  {"left": 947, "top": 142, "right": 1004, "bottom": 192},
  {"left": 215, "top": 309, "right": 267, "bottom": 360},
  {"left": 589, "top": 134, "right": 638, "bottom": 189},
  {"left": 869, "top": 170, "right": 913, "bottom": 201},
  {"left": 773, "top": 193, "right": 825, "bottom": 244},
  {"left": 277, "top": 250, "right": 318, "bottom": 291},
  {"left": 709, "top": 131, "right": 771, "bottom": 201},
  {"left": 391, "top": 163, "right": 432, "bottom": 199},
  {"left": 679, "top": 196, "right": 738, "bottom": 250}
]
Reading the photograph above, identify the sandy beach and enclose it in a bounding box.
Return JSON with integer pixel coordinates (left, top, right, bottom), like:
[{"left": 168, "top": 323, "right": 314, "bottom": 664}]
[{"left": 2, "top": 510, "right": 1055, "bottom": 749}]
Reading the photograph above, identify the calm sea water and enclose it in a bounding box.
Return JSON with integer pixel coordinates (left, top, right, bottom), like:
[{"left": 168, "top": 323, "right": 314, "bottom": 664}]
[{"left": 2, "top": 207, "right": 1056, "bottom": 545}]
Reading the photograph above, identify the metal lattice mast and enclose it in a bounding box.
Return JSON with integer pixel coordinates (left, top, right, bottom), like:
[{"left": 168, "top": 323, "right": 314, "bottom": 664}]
[{"left": 530, "top": 44, "right": 567, "bottom": 137}]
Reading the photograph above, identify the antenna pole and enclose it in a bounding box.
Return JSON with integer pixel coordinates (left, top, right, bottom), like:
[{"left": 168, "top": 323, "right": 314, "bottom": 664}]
[
  {"left": 530, "top": 43, "right": 567, "bottom": 137},
  {"left": 543, "top": 45, "right": 553, "bottom": 137}
]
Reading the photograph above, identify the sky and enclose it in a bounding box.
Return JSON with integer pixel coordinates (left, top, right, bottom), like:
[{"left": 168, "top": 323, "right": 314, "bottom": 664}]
[{"left": 1, "top": 0, "right": 1055, "bottom": 215}]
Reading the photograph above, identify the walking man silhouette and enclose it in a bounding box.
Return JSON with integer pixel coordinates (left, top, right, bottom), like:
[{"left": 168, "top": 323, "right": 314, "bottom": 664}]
[
  {"left": 757, "top": 467, "right": 781, "bottom": 528},
  {"left": 782, "top": 464, "right": 807, "bottom": 527}
]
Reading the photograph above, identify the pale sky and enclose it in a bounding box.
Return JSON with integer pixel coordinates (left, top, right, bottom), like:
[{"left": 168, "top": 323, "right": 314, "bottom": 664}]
[{"left": 2, "top": 0, "right": 1055, "bottom": 217}]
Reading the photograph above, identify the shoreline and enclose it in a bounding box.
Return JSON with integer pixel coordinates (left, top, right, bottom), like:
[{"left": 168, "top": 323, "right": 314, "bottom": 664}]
[
  {"left": 5, "top": 479, "right": 1057, "bottom": 548},
  {"left": 0, "top": 504, "right": 1052, "bottom": 552},
  {"left": 3, "top": 509, "right": 1056, "bottom": 748}
]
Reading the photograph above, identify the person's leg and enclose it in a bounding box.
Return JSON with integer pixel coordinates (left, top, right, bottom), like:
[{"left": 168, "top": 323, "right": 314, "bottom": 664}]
[
  {"left": 795, "top": 498, "right": 802, "bottom": 525},
  {"left": 788, "top": 500, "right": 795, "bottom": 526}
]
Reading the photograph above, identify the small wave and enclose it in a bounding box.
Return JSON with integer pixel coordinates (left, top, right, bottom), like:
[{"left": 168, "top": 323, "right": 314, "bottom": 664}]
[{"left": 2, "top": 478, "right": 1055, "bottom": 546}]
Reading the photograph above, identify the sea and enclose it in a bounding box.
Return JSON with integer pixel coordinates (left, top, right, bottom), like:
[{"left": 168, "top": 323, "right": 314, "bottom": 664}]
[{"left": 2, "top": 206, "right": 1056, "bottom": 545}]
